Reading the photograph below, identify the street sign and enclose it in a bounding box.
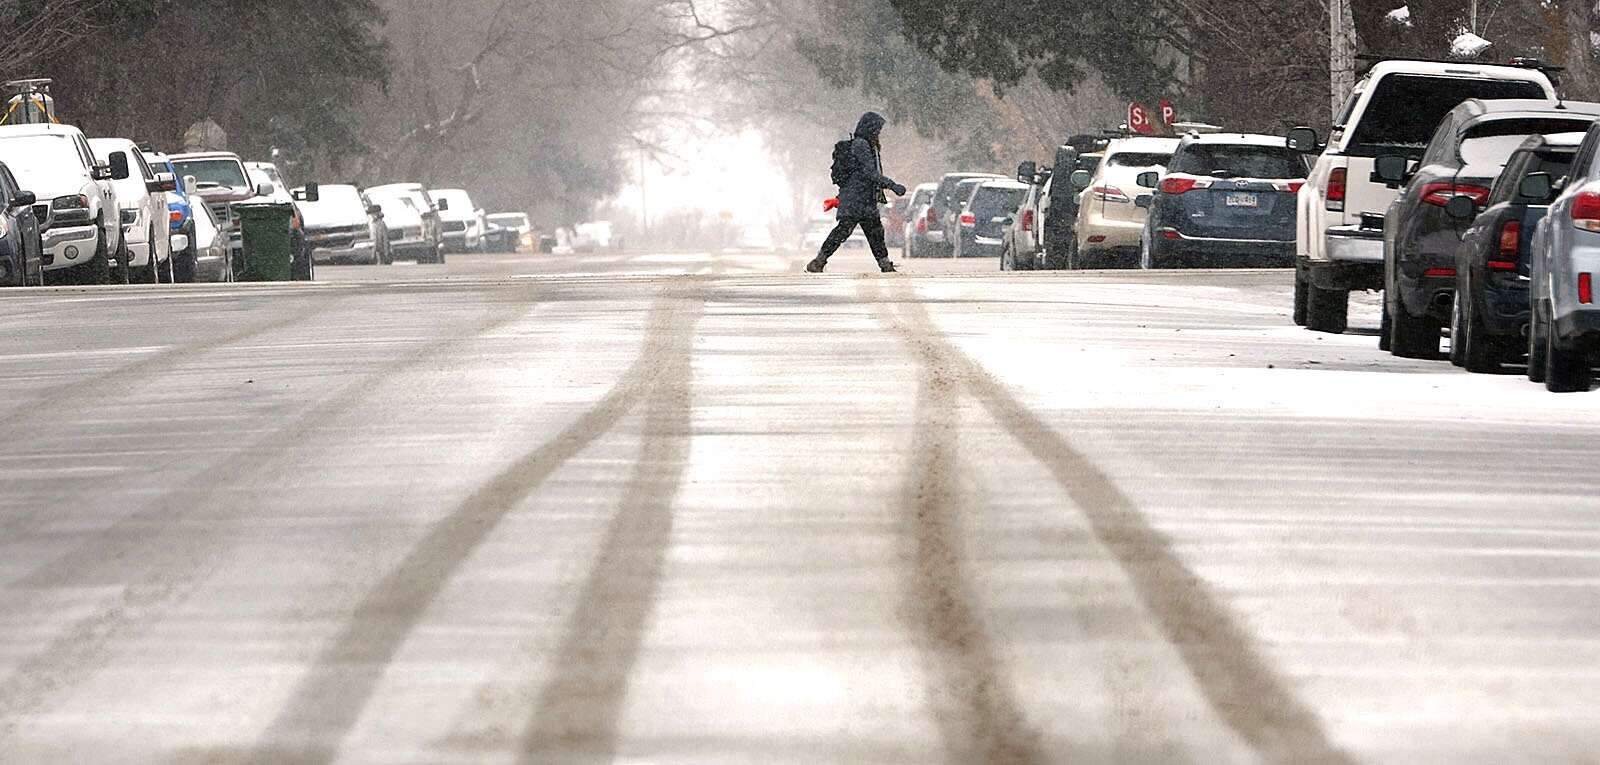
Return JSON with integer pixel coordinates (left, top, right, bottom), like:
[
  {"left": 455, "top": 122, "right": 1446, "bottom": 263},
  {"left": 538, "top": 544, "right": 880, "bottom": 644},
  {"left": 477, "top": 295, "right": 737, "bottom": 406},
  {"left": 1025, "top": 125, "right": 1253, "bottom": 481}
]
[
  {"left": 1128, "top": 103, "right": 1155, "bottom": 135},
  {"left": 1160, "top": 100, "right": 1177, "bottom": 130}
]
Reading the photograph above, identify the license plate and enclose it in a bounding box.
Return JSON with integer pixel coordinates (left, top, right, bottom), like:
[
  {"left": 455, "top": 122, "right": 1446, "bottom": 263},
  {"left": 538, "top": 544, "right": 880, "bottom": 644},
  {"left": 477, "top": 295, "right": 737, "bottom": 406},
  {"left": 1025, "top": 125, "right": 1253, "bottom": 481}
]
[{"left": 1224, "top": 192, "right": 1259, "bottom": 208}]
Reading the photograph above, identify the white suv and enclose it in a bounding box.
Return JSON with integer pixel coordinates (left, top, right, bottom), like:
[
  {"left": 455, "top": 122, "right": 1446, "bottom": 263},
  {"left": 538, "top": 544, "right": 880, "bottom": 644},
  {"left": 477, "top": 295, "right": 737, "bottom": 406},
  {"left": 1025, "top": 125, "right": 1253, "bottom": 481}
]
[
  {"left": 0, "top": 123, "right": 121, "bottom": 282},
  {"left": 1287, "top": 59, "right": 1556, "bottom": 334},
  {"left": 1073, "top": 136, "right": 1178, "bottom": 268},
  {"left": 430, "top": 188, "right": 481, "bottom": 252},
  {"left": 90, "top": 137, "right": 176, "bottom": 283}
]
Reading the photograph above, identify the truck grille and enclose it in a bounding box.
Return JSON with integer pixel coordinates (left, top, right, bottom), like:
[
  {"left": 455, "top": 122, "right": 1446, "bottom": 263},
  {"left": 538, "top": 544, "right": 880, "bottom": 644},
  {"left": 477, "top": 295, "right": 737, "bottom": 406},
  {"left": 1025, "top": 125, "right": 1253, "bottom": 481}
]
[{"left": 208, "top": 202, "right": 234, "bottom": 226}]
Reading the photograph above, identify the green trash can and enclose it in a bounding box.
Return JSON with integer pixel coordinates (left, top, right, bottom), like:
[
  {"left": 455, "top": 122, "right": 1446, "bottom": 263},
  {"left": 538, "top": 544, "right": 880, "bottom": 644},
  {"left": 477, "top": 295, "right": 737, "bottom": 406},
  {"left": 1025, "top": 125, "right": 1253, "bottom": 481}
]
[{"left": 235, "top": 202, "right": 296, "bottom": 282}]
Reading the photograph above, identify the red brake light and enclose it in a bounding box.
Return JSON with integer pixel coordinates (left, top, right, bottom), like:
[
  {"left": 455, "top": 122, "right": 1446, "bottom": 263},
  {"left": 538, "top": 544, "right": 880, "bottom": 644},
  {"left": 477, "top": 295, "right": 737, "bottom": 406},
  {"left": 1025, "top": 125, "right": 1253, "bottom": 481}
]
[
  {"left": 1159, "top": 176, "right": 1214, "bottom": 195},
  {"left": 959, "top": 212, "right": 976, "bottom": 226},
  {"left": 1572, "top": 191, "right": 1600, "bottom": 232},
  {"left": 1582, "top": 273, "right": 1594, "bottom": 304},
  {"left": 1421, "top": 182, "right": 1490, "bottom": 207},
  {"left": 1424, "top": 268, "right": 1457, "bottom": 278},
  {"left": 1021, "top": 209, "right": 1034, "bottom": 232},
  {"left": 927, "top": 207, "right": 938, "bottom": 224},
  {"left": 1497, "top": 219, "right": 1521, "bottom": 260},
  {"left": 1092, "top": 185, "right": 1130, "bottom": 203},
  {"left": 1326, "top": 168, "right": 1346, "bottom": 211}
]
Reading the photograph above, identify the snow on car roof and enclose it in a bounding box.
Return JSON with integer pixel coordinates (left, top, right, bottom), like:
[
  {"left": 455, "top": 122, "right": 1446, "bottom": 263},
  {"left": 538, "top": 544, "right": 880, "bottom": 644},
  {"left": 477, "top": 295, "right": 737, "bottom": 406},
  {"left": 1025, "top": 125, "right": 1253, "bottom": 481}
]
[
  {"left": 1105, "top": 136, "right": 1180, "bottom": 154},
  {"left": 1182, "top": 133, "right": 1291, "bottom": 147},
  {"left": 1543, "top": 131, "right": 1589, "bottom": 147}
]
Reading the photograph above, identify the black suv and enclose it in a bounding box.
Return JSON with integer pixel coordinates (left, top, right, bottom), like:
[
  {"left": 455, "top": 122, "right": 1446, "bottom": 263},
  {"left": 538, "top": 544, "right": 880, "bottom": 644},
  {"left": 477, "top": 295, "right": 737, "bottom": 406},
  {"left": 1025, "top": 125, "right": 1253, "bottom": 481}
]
[
  {"left": 1450, "top": 132, "right": 1581, "bottom": 372},
  {"left": 1377, "top": 98, "right": 1600, "bottom": 358},
  {"left": 0, "top": 161, "right": 41, "bottom": 287}
]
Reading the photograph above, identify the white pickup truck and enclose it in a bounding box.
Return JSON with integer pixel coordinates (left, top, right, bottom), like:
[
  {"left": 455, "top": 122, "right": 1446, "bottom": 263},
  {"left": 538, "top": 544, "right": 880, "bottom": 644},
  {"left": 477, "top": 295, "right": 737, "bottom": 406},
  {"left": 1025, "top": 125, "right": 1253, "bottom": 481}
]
[{"left": 1287, "top": 59, "right": 1557, "bottom": 335}]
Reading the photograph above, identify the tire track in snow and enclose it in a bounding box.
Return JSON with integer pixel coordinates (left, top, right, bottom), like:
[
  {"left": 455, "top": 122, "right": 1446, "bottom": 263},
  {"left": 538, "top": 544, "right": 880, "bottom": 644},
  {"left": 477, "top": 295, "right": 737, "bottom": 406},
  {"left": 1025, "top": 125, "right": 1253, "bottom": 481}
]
[
  {"left": 0, "top": 295, "right": 538, "bottom": 742},
  {"left": 879, "top": 279, "right": 1354, "bottom": 764},
  {"left": 237, "top": 285, "right": 702, "bottom": 765}
]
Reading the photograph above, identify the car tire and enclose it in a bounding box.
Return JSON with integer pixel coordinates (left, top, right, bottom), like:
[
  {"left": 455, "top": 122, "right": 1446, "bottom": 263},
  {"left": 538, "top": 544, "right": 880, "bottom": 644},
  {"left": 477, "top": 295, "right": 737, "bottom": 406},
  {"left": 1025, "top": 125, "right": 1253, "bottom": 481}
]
[
  {"left": 138, "top": 235, "right": 158, "bottom": 284},
  {"left": 1528, "top": 299, "right": 1549, "bottom": 383},
  {"left": 1389, "top": 302, "right": 1440, "bottom": 359},
  {"left": 1448, "top": 291, "right": 1467, "bottom": 368},
  {"left": 1292, "top": 269, "right": 1309, "bottom": 327},
  {"left": 1379, "top": 300, "right": 1393, "bottom": 352},
  {"left": 1544, "top": 325, "right": 1591, "bottom": 393},
  {"left": 83, "top": 228, "right": 112, "bottom": 286},
  {"left": 1460, "top": 291, "right": 1501, "bottom": 374},
  {"left": 1305, "top": 284, "right": 1349, "bottom": 335}
]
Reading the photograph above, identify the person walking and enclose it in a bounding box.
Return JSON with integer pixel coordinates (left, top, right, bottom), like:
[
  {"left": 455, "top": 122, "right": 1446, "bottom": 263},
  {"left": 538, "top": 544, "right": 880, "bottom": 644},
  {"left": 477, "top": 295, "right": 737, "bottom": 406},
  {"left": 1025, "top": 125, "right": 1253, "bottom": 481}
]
[{"left": 807, "top": 111, "right": 906, "bottom": 273}]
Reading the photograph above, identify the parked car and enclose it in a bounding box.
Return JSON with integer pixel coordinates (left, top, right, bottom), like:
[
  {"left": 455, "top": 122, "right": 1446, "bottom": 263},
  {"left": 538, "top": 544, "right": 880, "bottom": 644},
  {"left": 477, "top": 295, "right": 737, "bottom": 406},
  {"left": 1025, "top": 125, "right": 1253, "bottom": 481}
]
[
  {"left": 941, "top": 177, "right": 994, "bottom": 254},
  {"left": 1527, "top": 121, "right": 1600, "bottom": 391},
  {"left": 928, "top": 173, "right": 1004, "bottom": 257},
  {"left": 171, "top": 151, "right": 266, "bottom": 267},
  {"left": 1073, "top": 136, "right": 1178, "bottom": 268},
  {"left": 485, "top": 212, "right": 531, "bottom": 252},
  {"left": 1001, "top": 161, "right": 1048, "bottom": 271},
  {"left": 187, "top": 195, "right": 232, "bottom": 282},
  {"left": 901, "top": 183, "right": 937, "bottom": 259},
  {"left": 144, "top": 149, "right": 198, "bottom": 283},
  {"left": 1038, "top": 151, "right": 1102, "bottom": 269},
  {"left": 90, "top": 137, "right": 175, "bottom": 284},
  {"left": 296, "top": 183, "right": 386, "bottom": 265},
  {"left": 366, "top": 183, "right": 444, "bottom": 263},
  {"left": 954, "top": 180, "right": 1029, "bottom": 259},
  {"left": 573, "top": 221, "right": 615, "bottom": 252},
  {"left": 1376, "top": 98, "right": 1599, "bottom": 358},
  {"left": 800, "top": 216, "right": 866, "bottom": 252},
  {"left": 430, "top": 188, "right": 482, "bottom": 252},
  {"left": 1287, "top": 58, "right": 1558, "bottom": 335},
  {"left": 0, "top": 160, "right": 41, "bottom": 286},
  {"left": 0, "top": 123, "right": 121, "bottom": 284},
  {"left": 883, "top": 195, "right": 909, "bottom": 248},
  {"left": 1133, "top": 133, "right": 1306, "bottom": 269},
  {"left": 1450, "top": 132, "right": 1580, "bottom": 373}
]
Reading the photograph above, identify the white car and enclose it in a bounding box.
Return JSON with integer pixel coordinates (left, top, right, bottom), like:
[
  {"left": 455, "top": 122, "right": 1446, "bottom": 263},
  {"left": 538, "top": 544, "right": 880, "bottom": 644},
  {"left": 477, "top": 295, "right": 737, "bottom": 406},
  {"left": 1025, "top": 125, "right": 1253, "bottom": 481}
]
[
  {"left": 429, "top": 188, "right": 482, "bottom": 252},
  {"left": 0, "top": 123, "right": 121, "bottom": 282},
  {"left": 1287, "top": 58, "right": 1556, "bottom": 335},
  {"left": 188, "top": 197, "right": 231, "bottom": 282},
  {"left": 297, "top": 184, "right": 383, "bottom": 265},
  {"left": 800, "top": 217, "right": 866, "bottom": 252},
  {"left": 90, "top": 137, "right": 175, "bottom": 283},
  {"left": 366, "top": 187, "right": 432, "bottom": 262},
  {"left": 1073, "top": 136, "right": 1179, "bottom": 268},
  {"left": 901, "top": 182, "right": 937, "bottom": 259}
]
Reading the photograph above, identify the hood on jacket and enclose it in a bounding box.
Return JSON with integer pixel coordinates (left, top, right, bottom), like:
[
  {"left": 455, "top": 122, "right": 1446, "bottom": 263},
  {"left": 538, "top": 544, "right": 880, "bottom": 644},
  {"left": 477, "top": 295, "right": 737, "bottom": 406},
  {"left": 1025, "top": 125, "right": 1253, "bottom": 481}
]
[{"left": 854, "top": 112, "right": 886, "bottom": 140}]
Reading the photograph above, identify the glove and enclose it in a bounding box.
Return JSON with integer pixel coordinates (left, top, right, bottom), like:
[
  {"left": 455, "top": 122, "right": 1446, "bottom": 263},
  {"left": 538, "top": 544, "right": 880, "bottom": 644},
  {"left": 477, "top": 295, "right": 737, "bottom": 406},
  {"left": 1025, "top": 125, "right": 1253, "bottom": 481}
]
[
  {"left": 891, "top": 183, "right": 907, "bottom": 196},
  {"left": 823, "top": 197, "right": 839, "bottom": 212}
]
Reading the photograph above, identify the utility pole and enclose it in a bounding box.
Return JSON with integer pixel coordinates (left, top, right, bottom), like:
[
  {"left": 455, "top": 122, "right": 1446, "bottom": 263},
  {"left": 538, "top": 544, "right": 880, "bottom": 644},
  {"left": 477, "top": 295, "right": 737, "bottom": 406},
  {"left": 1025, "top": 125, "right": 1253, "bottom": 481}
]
[{"left": 1329, "top": 0, "right": 1357, "bottom": 120}]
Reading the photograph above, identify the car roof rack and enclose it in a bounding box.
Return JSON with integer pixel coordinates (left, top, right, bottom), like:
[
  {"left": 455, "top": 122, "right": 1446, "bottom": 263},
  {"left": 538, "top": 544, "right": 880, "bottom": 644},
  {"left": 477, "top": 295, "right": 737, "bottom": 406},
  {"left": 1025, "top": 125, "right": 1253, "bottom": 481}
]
[{"left": 1354, "top": 54, "right": 1564, "bottom": 77}]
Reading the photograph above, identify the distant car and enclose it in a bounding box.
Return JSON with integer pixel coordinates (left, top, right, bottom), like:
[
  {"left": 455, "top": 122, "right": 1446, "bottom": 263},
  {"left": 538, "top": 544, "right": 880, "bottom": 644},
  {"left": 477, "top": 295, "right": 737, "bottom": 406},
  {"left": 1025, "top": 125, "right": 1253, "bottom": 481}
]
[
  {"left": 573, "top": 221, "right": 615, "bottom": 252},
  {"left": 1002, "top": 161, "right": 1049, "bottom": 271},
  {"left": 1451, "top": 132, "right": 1580, "bottom": 374},
  {"left": 1134, "top": 133, "right": 1306, "bottom": 269},
  {"left": 296, "top": 183, "right": 386, "bottom": 265},
  {"left": 144, "top": 150, "right": 199, "bottom": 283},
  {"left": 484, "top": 212, "right": 531, "bottom": 252},
  {"left": 1528, "top": 121, "right": 1600, "bottom": 391},
  {"left": 171, "top": 151, "right": 266, "bottom": 267},
  {"left": 800, "top": 217, "right": 866, "bottom": 252},
  {"left": 0, "top": 123, "right": 122, "bottom": 284},
  {"left": 90, "top": 137, "right": 175, "bottom": 283},
  {"left": 366, "top": 183, "right": 445, "bottom": 263},
  {"left": 901, "top": 183, "right": 937, "bottom": 259},
  {"left": 1378, "top": 98, "right": 1600, "bottom": 359},
  {"left": 883, "top": 195, "right": 908, "bottom": 248},
  {"left": 954, "top": 180, "right": 1028, "bottom": 259},
  {"left": 0, "top": 160, "right": 41, "bottom": 286},
  {"left": 187, "top": 196, "right": 232, "bottom": 282},
  {"left": 429, "top": 188, "right": 482, "bottom": 252},
  {"left": 929, "top": 173, "right": 1004, "bottom": 257},
  {"left": 1074, "top": 136, "right": 1178, "bottom": 268},
  {"left": 941, "top": 177, "right": 993, "bottom": 254}
]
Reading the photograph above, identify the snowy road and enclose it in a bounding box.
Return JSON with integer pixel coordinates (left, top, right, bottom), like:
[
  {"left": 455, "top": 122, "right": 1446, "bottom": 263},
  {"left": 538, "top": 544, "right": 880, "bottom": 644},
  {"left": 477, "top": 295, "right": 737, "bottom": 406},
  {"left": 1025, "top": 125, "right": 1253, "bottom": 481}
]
[{"left": 1, "top": 250, "right": 1598, "bottom": 763}]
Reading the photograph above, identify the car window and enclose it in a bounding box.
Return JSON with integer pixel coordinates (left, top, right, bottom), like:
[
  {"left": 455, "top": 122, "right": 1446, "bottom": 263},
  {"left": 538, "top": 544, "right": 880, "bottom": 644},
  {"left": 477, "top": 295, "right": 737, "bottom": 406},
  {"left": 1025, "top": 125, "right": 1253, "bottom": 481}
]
[
  {"left": 971, "top": 187, "right": 1027, "bottom": 218},
  {"left": 1459, "top": 118, "right": 1597, "bottom": 167},
  {"left": 73, "top": 136, "right": 95, "bottom": 169},
  {"left": 1169, "top": 144, "right": 1306, "bottom": 178},
  {"left": 1348, "top": 74, "right": 1547, "bottom": 156},
  {"left": 1107, "top": 152, "right": 1172, "bottom": 168},
  {"left": 172, "top": 158, "right": 250, "bottom": 190},
  {"left": 0, "top": 165, "right": 17, "bottom": 197},
  {"left": 133, "top": 151, "right": 155, "bottom": 181}
]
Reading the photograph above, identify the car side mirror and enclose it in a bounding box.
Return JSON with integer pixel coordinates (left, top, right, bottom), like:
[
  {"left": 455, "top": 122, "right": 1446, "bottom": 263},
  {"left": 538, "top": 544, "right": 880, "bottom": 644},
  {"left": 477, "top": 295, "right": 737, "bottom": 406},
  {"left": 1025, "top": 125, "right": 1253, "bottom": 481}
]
[
  {"left": 1518, "top": 172, "right": 1553, "bottom": 201},
  {"left": 1135, "top": 194, "right": 1154, "bottom": 209},
  {"left": 255, "top": 181, "right": 275, "bottom": 197},
  {"left": 1016, "top": 160, "right": 1037, "bottom": 184},
  {"left": 1372, "top": 154, "right": 1410, "bottom": 187},
  {"left": 92, "top": 163, "right": 113, "bottom": 181},
  {"left": 367, "top": 204, "right": 383, "bottom": 216},
  {"left": 183, "top": 175, "right": 198, "bottom": 195},
  {"left": 1069, "top": 170, "right": 1093, "bottom": 191},
  {"left": 149, "top": 172, "right": 177, "bottom": 193},
  {"left": 108, "top": 151, "right": 131, "bottom": 181},
  {"left": 293, "top": 182, "right": 320, "bottom": 203},
  {"left": 435, "top": 198, "right": 449, "bottom": 211},
  {"left": 1444, "top": 194, "right": 1477, "bottom": 221},
  {"left": 10, "top": 190, "right": 35, "bottom": 208},
  {"left": 1136, "top": 171, "right": 1160, "bottom": 189},
  {"left": 170, "top": 233, "right": 189, "bottom": 253},
  {"left": 1285, "top": 126, "right": 1321, "bottom": 154}
]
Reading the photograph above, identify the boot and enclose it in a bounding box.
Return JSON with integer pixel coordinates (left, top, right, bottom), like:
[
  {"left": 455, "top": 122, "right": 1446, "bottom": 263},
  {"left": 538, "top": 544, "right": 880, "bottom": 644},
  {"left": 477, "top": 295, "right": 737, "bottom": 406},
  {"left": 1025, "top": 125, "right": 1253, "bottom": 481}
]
[
  {"left": 878, "top": 259, "right": 898, "bottom": 273},
  {"left": 806, "top": 257, "right": 826, "bottom": 273}
]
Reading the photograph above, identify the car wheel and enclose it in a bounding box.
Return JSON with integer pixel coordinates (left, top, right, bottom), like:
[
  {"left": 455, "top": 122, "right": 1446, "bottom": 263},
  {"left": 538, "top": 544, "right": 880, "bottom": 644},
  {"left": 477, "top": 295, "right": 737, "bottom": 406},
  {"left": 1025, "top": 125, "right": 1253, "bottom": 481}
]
[
  {"left": 1545, "top": 322, "right": 1591, "bottom": 392},
  {"left": 1389, "top": 302, "right": 1440, "bottom": 359},
  {"left": 1379, "top": 300, "right": 1393, "bottom": 352},
  {"left": 84, "top": 228, "right": 112, "bottom": 286},
  {"left": 1305, "top": 284, "right": 1349, "bottom": 335},
  {"left": 1292, "top": 268, "right": 1309, "bottom": 327},
  {"left": 1140, "top": 230, "right": 1153, "bottom": 270},
  {"left": 138, "top": 237, "right": 158, "bottom": 284},
  {"left": 1461, "top": 291, "right": 1500, "bottom": 374},
  {"left": 1528, "top": 299, "right": 1549, "bottom": 383},
  {"left": 1448, "top": 291, "right": 1467, "bottom": 368}
]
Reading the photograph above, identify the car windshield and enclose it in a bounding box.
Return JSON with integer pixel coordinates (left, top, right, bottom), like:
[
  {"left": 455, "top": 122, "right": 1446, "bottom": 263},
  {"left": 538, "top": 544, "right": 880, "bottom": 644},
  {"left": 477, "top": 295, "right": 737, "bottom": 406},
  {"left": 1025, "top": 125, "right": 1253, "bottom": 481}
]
[
  {"left": 0, "top": 135, "right": 84, "bottom": 187},
  {"left": 1170, "top": 144, "right": 1307, "bottom": 178},
  {"left": 1348, "top": 74, "right": 1547, "bottom": 156},
  {"left": 172, "top": 158, "right": 249, "bottom": 190},
  {"left": 1460, "top": 118, "right": 1597, "bottom": 167},
  {"left": 970, "top": 187, "right": 1026, "bottom": 217}
]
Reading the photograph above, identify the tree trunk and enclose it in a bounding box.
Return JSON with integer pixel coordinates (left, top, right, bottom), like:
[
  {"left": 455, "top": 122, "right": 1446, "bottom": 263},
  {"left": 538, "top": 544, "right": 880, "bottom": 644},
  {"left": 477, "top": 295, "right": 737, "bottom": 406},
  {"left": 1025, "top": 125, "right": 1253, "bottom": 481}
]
[{"left": 1546, "top": 1, "right": 1599, "bottom": 101}]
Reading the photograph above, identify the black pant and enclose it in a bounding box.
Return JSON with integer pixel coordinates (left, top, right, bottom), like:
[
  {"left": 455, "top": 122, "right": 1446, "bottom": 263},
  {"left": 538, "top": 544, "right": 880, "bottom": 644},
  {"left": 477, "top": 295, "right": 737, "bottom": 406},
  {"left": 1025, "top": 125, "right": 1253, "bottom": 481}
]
[{"left": 816, "top": 216, "right": 890, "bottom": 264}]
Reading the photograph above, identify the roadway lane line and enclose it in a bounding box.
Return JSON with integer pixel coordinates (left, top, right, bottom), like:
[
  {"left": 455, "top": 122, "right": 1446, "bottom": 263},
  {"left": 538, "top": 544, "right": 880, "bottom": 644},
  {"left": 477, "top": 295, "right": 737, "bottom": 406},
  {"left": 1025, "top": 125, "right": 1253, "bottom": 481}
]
[
  {"left": 873, "top": 279, "right": 1047, "bottom": 763},
  {"left": 878, "top": 279, "right": 1356, "bottom": 765},
  {"left": 236, "top": 284, "right": 704, "bottom": 764},
  {"left": 0, "top": 296, "right": 541, "bottom": 744}
]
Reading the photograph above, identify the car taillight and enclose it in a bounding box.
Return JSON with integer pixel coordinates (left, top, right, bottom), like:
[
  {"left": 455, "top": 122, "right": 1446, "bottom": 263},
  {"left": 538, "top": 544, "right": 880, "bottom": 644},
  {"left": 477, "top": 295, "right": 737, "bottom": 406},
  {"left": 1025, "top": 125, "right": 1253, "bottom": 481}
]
[
  {"left": 1021, "top": 209, "right": 1034, "bottom": 232},
  {"left": 959, "top": 212, "right": 976, "bottom": 226},
  {"left": 1582, "top": 273, "right": 1594, "bottom": 304},
  {"left": 1092, "top": 185, "right": 1130, "bottom": 203},
  {"left": 927, "top": 207, "right": 938, "bottom": 224},
  {"left": 1272, "top": 180, "right": 1305, "bottom": 194},
  {"left": 1326, "top": 167, "right": 1346, "bottom": 211},
  {"left": 1424, "top": 268, "right": 1457, "bottom": 278},
  {"left": 1572, "top": 191, "right": 1600, "bottom": 232},
  {"left": 1495, "top": 219, "right": 1521, "bottom": 263},
  {"left": 1421, "top": 182, "right": 1491, "bottom": 207},
  {"left": 916, "top": 218, "right": 927, "bottom": 233},
  {"left": 1159, "top": 176, "right": 1211, "bottom": 194}
]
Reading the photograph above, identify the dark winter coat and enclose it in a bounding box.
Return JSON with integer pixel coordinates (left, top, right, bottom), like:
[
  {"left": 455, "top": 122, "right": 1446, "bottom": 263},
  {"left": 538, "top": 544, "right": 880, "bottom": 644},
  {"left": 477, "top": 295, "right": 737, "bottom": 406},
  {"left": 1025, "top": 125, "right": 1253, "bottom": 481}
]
[{"left": 836, "top": 112, "right": 904, "bottom": 221}]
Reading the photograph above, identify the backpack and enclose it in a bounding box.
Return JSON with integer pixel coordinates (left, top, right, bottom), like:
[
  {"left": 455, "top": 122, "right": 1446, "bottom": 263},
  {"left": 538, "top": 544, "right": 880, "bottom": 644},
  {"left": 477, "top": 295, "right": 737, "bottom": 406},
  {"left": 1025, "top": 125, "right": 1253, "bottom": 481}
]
[{"left": 830, "top": 138, "right": 857, "bottom": 187}]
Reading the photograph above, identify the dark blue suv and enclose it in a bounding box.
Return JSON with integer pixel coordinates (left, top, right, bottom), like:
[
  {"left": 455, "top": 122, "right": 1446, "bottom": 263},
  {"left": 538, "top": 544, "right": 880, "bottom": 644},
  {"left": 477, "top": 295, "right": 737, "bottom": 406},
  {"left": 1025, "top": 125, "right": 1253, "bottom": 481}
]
[{"left": 1134, "top": 134, "right": 1306, "bottom": 269}]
